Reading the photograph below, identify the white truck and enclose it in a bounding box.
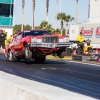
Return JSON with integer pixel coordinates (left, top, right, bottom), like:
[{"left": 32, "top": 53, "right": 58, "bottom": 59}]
[{"left": 65, "top": 23, "right": 100, "bottom": 55}]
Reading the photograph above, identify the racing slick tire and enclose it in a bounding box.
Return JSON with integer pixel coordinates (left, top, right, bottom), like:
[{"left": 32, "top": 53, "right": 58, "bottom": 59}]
[
  {"left": 25, "top": 45, "right": 32, "bottom": 60},
  {"left": 34, "top": 56, "right": 46, "bottom": 63},
  {"left": 58, "top": 52, "right": 65, "bottom": 58},
  {"left": 9, "top": 51, "right": 20, "bottom": 62}
]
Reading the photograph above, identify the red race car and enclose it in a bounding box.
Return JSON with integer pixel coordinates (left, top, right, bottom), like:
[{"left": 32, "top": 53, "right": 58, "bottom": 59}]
[{"left": 5, "top": 30, "right": 70, "bottom": 63}]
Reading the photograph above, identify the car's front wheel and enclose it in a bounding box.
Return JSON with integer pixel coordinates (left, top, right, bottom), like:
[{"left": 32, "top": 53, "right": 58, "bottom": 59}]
[
  {"left": 9, "top": 51, "right": 20, "bottom": 62},
  {"left": 25, "top": 45, "right": 32, "bottom": 60}
]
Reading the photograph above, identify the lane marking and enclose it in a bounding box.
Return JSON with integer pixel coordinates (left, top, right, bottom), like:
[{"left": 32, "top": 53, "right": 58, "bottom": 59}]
[
  {"left": 67, "top": 60, "right": 100, "bottom": 67},
  {"left": 47, "top": 59, "right": 100, "bottom": 67}
]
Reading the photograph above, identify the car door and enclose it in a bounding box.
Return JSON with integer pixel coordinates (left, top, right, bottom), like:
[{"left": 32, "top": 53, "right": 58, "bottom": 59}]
[{"left": 13, "top": 32, "right": 23, "bottom": 54}]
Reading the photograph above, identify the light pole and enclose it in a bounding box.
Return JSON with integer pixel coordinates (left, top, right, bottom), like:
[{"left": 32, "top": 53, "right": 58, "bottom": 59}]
[
  {"left": 32, "top": 0, "right": 35, "bottom": 30},
  {"left": 88, "top": 0, "right": 90, "bottom": 18},
  {"left": 60, "top": 0, "right": 62, "bottom": 35},
  {"left": 76, "top": 0, "right": 78, "bottom": 24},
  {"left": 22, "top": 0, "right": 25, "bottom": 31},
  {"left": 46, "top": 0, "right": 49, "bottom": 22},
  {"left": 55, "top": 0, "right": 58, "bottom": 30},
  {"left": 60, "top": 0, "right": 61, "bottom": 13}
]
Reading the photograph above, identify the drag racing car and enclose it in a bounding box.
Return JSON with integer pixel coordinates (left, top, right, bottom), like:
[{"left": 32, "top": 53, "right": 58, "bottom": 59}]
[{"left": 5, "top": 30, "right": 70, "bottom": 63}]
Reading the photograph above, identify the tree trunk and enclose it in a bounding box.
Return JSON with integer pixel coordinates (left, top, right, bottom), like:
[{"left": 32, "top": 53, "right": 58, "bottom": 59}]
[
  {"left": 32, "top": 0, "right": 35, "bottom": 30},
  {"left": 61, "top": 20, "right": 63, "bottom": 36},
  {"left": 66, "top": 23, "right": 68, "bottom": 36}
]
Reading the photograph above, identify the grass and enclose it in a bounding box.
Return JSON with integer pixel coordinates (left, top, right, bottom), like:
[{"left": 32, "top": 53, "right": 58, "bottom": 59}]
[{"left": 46, "top": 55, "right": 72, "bottom": 60}]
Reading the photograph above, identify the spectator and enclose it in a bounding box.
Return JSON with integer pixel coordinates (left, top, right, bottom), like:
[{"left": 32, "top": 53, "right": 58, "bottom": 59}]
[
  {"left": 77, "top": 32, "right": 85, "bottom": 51},
  {"left": 8, "top": 35, "right": 13, "bottom": 43},
  {"left": 0, "top": 29, "right": 6, "bottom": 51}
]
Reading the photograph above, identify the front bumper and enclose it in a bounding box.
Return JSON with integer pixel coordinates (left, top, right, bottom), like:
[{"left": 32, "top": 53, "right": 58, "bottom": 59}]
[{"left": 30, "top": 42, "right": 70, "bottom": 48}]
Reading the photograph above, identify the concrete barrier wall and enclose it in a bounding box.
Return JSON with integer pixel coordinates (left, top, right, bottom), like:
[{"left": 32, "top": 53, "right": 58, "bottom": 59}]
[
  {"left": 0, "top": 79, "right": 48, "bottom": 100},
  {"left": 0, "top": 71, "right": 96, "bottom": 100}
]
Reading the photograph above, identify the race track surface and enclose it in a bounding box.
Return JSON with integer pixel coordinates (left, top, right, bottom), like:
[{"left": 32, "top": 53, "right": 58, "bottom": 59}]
[{"left": 0, "top": 53, "right": 100, "bottom": 99}]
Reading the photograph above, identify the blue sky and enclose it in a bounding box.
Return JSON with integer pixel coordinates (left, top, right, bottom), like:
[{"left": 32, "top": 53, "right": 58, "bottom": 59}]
[{"left": 14, "top": 0, "right": 89, "bottom": 28}]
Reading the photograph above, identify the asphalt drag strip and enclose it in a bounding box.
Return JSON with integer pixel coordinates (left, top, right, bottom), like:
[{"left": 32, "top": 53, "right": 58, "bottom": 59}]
[{"left": 0, "top": 53, "right": 100, "bottom": 99}]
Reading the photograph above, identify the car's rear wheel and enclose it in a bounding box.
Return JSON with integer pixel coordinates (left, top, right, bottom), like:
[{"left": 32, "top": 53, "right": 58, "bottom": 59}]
[
  {"left": 9, "top": 51, "right": 20, "bottom": 62},
  {"left": 25, "top": 45, "right": 32, "bottom": 60},
  {"left": 58, "top": 52, "right": 65, "bottom": 58},
  {"left": 34, "top": 56, "right": 46, "bottom": 63}
]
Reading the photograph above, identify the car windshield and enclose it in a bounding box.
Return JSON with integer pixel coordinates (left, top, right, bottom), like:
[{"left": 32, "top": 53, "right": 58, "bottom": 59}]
[{"left": 25, "top": 31, "right": 51, "bottom": 36}]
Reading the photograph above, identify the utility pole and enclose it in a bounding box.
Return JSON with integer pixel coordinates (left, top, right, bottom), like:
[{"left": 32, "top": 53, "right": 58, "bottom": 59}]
[
  {"left": 60, "top": 0, "right": 62, "bottom": 36},
  {"left": 76, "top": 0, "right": 78, "bottom": 24},
  {"left": 32, "top": 0, "right": 35, "bottom": 30},
  {"left": 46, "top": 0, "right": 49, "bottom": 22},
  {"left": 88, "top": 0, "right": 90, "bottom": 18},
  {"left": 55, "top": 0, "right": 58, "bottom": 30},
  {"left": 22, "top": 0, "right": 25, "bottom": 31}
]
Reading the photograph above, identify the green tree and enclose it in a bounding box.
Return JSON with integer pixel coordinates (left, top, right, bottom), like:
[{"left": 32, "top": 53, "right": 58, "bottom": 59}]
[
  {"left": 39, "top": 21, "right": 55, "bottom": 34},
  {"left": 65, "top": 15, "right": 74, "bottom": 35},
  {"left": 57, "top": 13, "right": 66, "bottom": 35},
  {"left": 35, "top": 26, "right": 40, "bottom": 30},
  {"left": 40, "top": 21, "right": 48, "bottom": 29},
  {"left": 13, "top": 24, "right": 22, "bottom": 35},
  {"left": 57, "top": 13, "right": 74, "bottom": 36},
  {"left": 24, "top": 24, "right": 31, "bottom": 30},
  {"left": 39, "top": 21, "right": 52, "bottom": 30},
  {"left": 13, "top": 24, "right": 31, "bottom": 35}
]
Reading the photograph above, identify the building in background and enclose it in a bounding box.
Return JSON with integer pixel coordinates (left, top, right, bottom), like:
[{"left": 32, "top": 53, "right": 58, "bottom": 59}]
[
  {"left": 89, "top": 0, "right": 100, "bottom": 23},
  {"left": 0, "top": 0, "right": 15, "bottom": 38}
]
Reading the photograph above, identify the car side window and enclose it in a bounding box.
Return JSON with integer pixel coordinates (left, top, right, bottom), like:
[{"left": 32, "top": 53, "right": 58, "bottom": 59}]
[
  {"left": 16, "top": 32, "right": 22, "bottom": 40},
  {"left": 22, "top": 32, "right": 25, "bottom": 37}
]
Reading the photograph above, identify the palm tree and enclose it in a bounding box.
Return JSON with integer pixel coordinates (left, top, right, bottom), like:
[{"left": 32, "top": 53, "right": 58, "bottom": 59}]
[
  {"left": 40, "top": 21, "right": 55, "bottom": 34},
  {"left": 65, "top": 15, "right": 74, "bottom": 35},
  {"left": 40, "top": 21, "right": 48, "bottom": 29},
  {"left": 40, "top": 21, "right": 52, "bottom": 30},
  {"left": 22, "top": 0, "right": 25, "bottom": 31},
  {"left": 57, "top": 13, "right": 66, "bottom": 35},
  {"left": 32, "top": 0, "right": 35, "bottom": 30}
]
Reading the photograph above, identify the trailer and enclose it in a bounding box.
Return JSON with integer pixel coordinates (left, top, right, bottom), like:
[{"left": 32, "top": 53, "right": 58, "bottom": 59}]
[{"left": 69, "top": 23, "right": 100, "bottom": 52}]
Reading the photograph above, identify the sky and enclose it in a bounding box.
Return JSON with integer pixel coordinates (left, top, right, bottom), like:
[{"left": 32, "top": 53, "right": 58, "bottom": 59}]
[{"left": 14, "top": 0, "right": 89, "bottom": 29}]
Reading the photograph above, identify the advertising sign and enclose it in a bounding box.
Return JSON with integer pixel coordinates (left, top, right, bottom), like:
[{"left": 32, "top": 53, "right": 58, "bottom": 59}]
[{"left": 80, "top": 27, "right": 93, "bottom": 38}]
